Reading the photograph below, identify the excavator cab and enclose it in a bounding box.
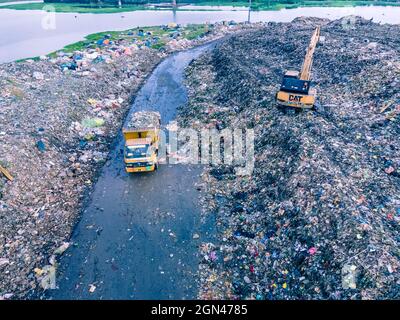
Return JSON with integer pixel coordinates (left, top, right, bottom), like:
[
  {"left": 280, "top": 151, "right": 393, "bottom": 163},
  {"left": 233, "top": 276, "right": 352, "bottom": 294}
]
[
  {"left": 276, "top": 74, "right": 316, "bottom": 109},
  {"left": 280, "top": 70, "right": 310, "bottom": 95}
]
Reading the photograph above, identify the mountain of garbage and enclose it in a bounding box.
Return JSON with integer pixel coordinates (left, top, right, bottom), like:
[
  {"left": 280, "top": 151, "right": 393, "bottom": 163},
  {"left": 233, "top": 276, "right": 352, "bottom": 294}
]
[{"left": 179, "top": 16, "right": 400, "bottom": 300}]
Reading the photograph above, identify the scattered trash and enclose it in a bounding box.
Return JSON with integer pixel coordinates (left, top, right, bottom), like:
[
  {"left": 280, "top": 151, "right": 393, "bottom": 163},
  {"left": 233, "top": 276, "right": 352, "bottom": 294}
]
[
  {"left": 125, "top": 111, "right": 160, "bottom": 130},
  {"left": 0, "top": 165, "right": 13, "bottom": 181},
  {"left": 243, "top": 276, "right": 251, "bottom": 284},
  {"left": 181, "top": 16, "right": 400, "bottom": 300},
  {"left": 34, "top": 265, "right": 56, "bottom": 290},
  {"left": 89, "top": 284, "right": 97, "bottom": 293},
  {"left": 54, "top": 242, "right": 70, "bottom": 255},
  {"left": 0, "top": 258, "right": 10, "bottom": 266},
  {"left": 0, "top": 293, "right": 13, "bottom": 300},
  {"left": 36, "top": 140, "right": 46, "bottom": 152},
  {"left": 60, "top": 62, "right": 77, "bottom": 71},
  {"left": 32, "top": 71, "right": 44, "bottom": 80},
  {"left": 209, "top": 251, "right": 217, "bottom": 261},
  {"left": 308, "top": 247, "right": 317, "bottom": 255},
  {"left": 342, "top": 264, "right": 358, "bottom": 289},
  {"left": 82, "top": 117, "right": 105, "bottom": 128}
]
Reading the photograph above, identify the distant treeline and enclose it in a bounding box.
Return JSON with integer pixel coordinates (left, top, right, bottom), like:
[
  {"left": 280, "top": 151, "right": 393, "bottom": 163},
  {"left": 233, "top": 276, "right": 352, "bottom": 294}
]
[
  {"left": 43, "top": 0, "right": 400, "bottom": 5},
  {"left": 42, "top": 0, "right": 152, "bottom": 3}
]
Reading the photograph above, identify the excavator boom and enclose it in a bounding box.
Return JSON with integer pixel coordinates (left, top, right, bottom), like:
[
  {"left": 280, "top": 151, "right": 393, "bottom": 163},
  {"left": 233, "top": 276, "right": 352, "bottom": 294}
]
[{"left": 299, "top": 26, "right": 320, "bottom": 81}]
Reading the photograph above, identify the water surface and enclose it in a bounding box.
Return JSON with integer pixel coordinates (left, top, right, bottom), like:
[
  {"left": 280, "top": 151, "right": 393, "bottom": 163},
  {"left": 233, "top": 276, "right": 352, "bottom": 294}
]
[{"left": 1, "top": 5, "right": 399, "bottom": 63}]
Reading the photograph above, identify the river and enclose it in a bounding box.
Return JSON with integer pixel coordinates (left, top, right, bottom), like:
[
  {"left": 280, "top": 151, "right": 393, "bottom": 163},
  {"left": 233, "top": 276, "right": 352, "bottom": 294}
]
[{"left": 0, "top": 5, "right": 400, "bottom": 63}]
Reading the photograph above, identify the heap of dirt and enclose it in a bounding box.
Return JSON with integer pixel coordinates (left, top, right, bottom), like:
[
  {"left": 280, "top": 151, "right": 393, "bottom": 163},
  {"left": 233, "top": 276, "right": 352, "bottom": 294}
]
[{"left": 179, "top": 16, "right": 400, "bottom": 299}]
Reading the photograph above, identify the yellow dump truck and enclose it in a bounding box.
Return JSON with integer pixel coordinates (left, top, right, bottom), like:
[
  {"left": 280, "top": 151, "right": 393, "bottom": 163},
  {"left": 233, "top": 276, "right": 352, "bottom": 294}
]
[{"left": 123, "top": 111, "right": 161, "bottom": 173}]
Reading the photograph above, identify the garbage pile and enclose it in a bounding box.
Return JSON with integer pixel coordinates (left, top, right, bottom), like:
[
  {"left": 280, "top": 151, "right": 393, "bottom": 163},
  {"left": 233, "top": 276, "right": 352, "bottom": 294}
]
[
  {"left": 179, "top": 16, "right": 400, "bottom": 299},
  {"left": 125, "top": 111, "right": 161, "bottom": 130},
  {"left": 0, "top": 22, "right": 260, "bottom": 299},
  {"left": 0, "top": 46, "right": 162, "bottom": 300}
]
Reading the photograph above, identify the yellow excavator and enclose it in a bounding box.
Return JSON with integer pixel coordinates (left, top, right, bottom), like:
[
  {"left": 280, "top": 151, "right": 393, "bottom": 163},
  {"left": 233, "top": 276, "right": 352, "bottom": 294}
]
[{"left": 276, "top": 26, "right": 320, "bottom": 109}]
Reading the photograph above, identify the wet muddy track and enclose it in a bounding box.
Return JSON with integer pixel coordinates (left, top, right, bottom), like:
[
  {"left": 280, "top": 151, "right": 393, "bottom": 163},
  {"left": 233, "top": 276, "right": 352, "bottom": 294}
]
[{"left": 47, "top": 43, "right": 218, "bottom": 300}]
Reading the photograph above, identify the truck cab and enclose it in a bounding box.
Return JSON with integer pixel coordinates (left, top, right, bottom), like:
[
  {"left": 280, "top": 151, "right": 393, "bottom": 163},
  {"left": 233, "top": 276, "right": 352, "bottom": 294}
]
[
  {"left": 122, "top": 111, "right": 161, "bottom": 173},
  {"left": 124, "top": 137, "right": 158, "bottom": 172}
]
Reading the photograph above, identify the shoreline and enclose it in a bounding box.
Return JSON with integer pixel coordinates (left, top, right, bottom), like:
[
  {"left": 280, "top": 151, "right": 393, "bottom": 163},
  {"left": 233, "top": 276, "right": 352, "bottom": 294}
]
[
  {"left": 2, "top": 5, "right": 400, "bottom": 64},
  {"left": 1, "top": 2, "right": 400, "bottom": 14}
]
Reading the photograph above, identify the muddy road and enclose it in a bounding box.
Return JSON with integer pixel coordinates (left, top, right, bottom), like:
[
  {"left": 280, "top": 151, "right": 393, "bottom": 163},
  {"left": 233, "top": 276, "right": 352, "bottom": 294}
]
[{"left": 48, "top": 43, "right": 217, "bottom": 300}]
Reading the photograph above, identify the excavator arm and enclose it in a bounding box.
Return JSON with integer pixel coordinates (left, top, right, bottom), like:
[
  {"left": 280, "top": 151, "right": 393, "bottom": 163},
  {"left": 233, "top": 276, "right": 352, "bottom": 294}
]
[{"left": 299, "top": 26, "right": 320, "bottom": 81}]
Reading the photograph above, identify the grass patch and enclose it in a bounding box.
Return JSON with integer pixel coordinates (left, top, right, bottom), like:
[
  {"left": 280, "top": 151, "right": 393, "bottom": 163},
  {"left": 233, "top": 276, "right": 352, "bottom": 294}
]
[
  {"left": 194, "top": 1, "right": 400, "bottom": 10},
  {"left": 151, "top": 42, "right": 167, "bottom": 50},
  {"left": 184, "top": 24, "right": 209, "bottom": 40},
  {"left": 0, "top": 0, "right": 37, "bottom": 2},
  {"left": 0, "top": 3, "right": 151, "bottom": 13},
  {"left": 253, "top": 1, "right": 400, "bottom": 11},
  {"left": 15, "top": 56, "right": 40, "bottom": 62},
  {"left": 40, "top": 24, "right": 210, "bottom": 57}
]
